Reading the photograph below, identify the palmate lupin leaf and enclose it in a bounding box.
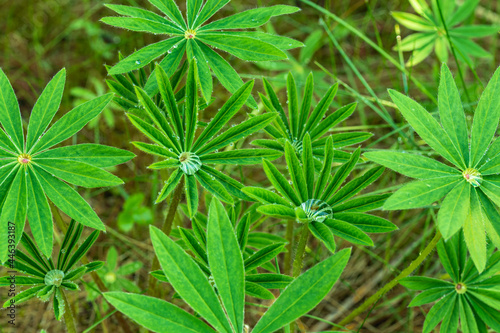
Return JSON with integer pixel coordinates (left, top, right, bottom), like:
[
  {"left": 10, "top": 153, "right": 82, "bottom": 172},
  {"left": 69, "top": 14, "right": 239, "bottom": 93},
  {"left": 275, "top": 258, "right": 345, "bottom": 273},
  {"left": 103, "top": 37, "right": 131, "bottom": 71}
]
[
  {"left": 253, "top": 72, "right": 372, "bottom": 164},
  {"left": 365, "top": 63, "right": 500, "bottom": 272},
  {"left": 392, "top": 0, "right": 499, "bottom": 66},
  {"left": 400, "top": 231, "right": 500, "bottom": 333},
  {"left": 131, "top": 61, "right": 281, "bottom": 217},
  {"left": 105, "top": 199, "right": 350, "bottom": 333},
  {"left": 102, "top": 0, "right": 303, "bottom": 105},
  {"left": 0, "top": 220, "right": 104, "bottom": 321},
  {"left": 0, "top": 69, "right": 134, "bottom": 260},
  {"left": 243, "top": 135, "right": 396, "bottom": 251}
]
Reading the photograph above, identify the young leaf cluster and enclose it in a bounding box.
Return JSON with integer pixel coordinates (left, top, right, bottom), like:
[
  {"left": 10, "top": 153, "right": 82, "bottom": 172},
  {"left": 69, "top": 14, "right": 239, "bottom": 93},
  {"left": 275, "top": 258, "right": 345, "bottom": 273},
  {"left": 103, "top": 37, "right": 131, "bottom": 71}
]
[
  {"left": 365, "top": 64, "right": 500, "bottom": 272},
  {"left": 392, "top": 0, "right": 499, "bottom": 66},
  {"left": 130, "top": 61, "right": 280, "bottom": 216},
  {"left": 244, "top": 135, "right": 396, "bottom": 250},
  {"left": 400, "top": 231, "right": 500, "bottom": 333},
  {"left": 0, "top": 69, "right": 134, "bottom": 260},
  {"left": 253, "top": 72, "right": 371, "bottom": 164},
  {"left": 0, "top": 220, "right": 103, "bottom": 320}
]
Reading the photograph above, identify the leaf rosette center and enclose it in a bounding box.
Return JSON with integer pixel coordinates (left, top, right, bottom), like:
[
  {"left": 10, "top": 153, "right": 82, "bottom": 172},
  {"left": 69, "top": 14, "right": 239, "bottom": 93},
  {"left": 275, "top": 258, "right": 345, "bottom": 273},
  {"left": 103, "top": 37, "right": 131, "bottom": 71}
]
[
  {"left": 17, "top": 153, "right": 32, "bottom": 165},
  {"left": 455, "top": 282, "right": 467, "bottom": 294},
  {"left": 462, "top": 168, "right": 482, "bottom": 187},
  {"left": 184, "top": 29, "right": 196, "bottom": 39},
  {"left": 179, "top": 152, "right": 202, "bottom": 175},
  {"left": 44, "top": 270, "right": 65, "bottom": 287},
  {"left": 295, "top": 199, "right": 332, "bottom": 223}
]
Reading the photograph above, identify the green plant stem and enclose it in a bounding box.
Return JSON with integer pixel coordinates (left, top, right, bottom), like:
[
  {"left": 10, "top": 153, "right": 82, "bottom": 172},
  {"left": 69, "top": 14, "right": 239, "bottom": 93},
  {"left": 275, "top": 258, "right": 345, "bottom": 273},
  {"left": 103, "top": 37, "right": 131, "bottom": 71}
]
[
  {"left": 292, "top": 223, "right": 310, "bottom": 278},
  {"left": 339, "top": 230, "right": 442, "bottom": 326},
  {"left": 61, "top": 289, "right": 77, "bottom": 333},
  {"left": 148, "top": 176, "right": 185, "bottom": 295},
  {"left": 284, "top": 221, "right": 294, "bottom": 275},
  {"left": 49, "top": 202, "right": 133, "bottom": 333},
  {"left": 435, "top": 0, "right": 471, "bottom": 104}
]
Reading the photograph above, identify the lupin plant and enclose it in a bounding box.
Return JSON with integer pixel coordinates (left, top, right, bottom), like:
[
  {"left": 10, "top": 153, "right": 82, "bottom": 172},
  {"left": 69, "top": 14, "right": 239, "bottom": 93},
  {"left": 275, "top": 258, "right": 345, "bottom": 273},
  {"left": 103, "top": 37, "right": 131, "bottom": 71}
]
[
  {"left": 102, "top": 0, "right": 303, "bottom": 104},
  {"left": 0, "top": 68, "right": 134, "bottom": 260},
  {"left": 130, "top": 61, "right": 280, "bottom": 216},
  {"left": 400, "top": 231, "right": 500, "bottom": 333},
  {"left": 365, "top": 63, "right": 500, "bottom": 272},
  {"left": 0, "top": 220, "right": 103, "bottom": 330},
  {"left": 253, "top": 72, "right": 372, "bottom": 164}
]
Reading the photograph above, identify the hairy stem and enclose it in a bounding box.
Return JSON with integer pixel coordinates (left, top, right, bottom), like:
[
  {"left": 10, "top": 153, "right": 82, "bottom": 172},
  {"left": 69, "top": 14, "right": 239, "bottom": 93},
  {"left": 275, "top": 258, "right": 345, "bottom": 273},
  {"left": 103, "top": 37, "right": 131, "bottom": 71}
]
[
  {"left": 49, "top": 202, "right": 133, "bottom": 333},
  {"left": 61, "top": 289, "right": 77, "bottom": 333},
  {"left": 339, "top": 230, "right": 442, "bottom": 326},
  {"left": 147, "top": 176, "right": 185, "bottom": 295},
  {"left": 292, "top": 223, "right": 310, "bottom": 278},
  {"left": 284, "top": 221, "right": 294, "bottom": 275}
]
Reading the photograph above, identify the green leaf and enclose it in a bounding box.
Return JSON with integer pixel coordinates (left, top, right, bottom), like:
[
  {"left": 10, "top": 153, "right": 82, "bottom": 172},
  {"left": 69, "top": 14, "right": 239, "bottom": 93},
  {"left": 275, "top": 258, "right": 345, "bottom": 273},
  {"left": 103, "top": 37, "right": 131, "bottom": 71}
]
[
  {"left": 241, "top": 187, "right": 290, "bottom": 206},
  {"left": 391, "top": 12, "right": 435, "bottom": 31},
  {"left": 150, "top": 226, "right": 232, "bottom": 333},
  {"left": 313, "top": 136, "right": 333, "bottom": 199},
  {"left": 464, "top": 189, "right": 487, "bottom": 272},
  {"left": 26, "top": 69, "right": 66, "bottom": 151},
  {"left": 0, "top": 69, "right": 23, "bottom": 152},
  {"left": 104, "top": 292, "right": 216, "bottom": 333},
  {"left": 35, "top": 144, "right": 135, "bottom": 168},
  {"left": 244, "top": 243, "right": 285, "bottom": 272},
  {"left": 286, "top": 73, "right": 299, "bottom": 138},
  {"left": 470, "top": 66, "right": 500, "bottom": 167},
  {"left": 388, "top": 89, "right": 463, "bottom": 168},
  {"left": 324, "top": 218, "right": 373, "bottom": 246},
  {"left": 252, "top": 248, "right": 350, "bottom": 333},
  {"left": 331, "top": 194, "right": 391, "bottom": 213},
  {"left": 0, "top": 276, "right": 44, "bottom": 286},
  {"left": 135, "top": 86, "right": 181, "bottom": 152},
  {"left": 65, "top": 230, "right": 100, "bottom": 272},
  {"left": 438, "top": 64, "right": 469, "bottom": 168},
  {"left": 194, "top": 169, "right": 233, "bottom": 204},
  {"left": 245, "top": 281, "right": 275, "bottom": 300},
  {"left": 26, "top": 168, "right": 52, "bottom": 257},
  {"left": 179, "top": 228, "right": 207, "bottom": 264},
  {"left": 303, "top": 83, "right": 338, "bottom": 134},
  {"left": 395, "top": 32, "right": 436, "bottom": 52},
  {"left": 200, "top": 5, "right": 300, "bottom": 31},
  {"left": 187, "top": 40, "right": 212, "bottom": 104},
  {"left": 409, "top": 288, "right": 453, "bottom": 307},
  {"left": 200, "top": 149, "right": 280, "bottom": 165},
  {"left": 148, "top": 0, "right": 186, "bottom": 29},
  {"left": 459, "top": 296, "right": 479, "bottom": 333},
  {"left": 200, "top": 165, "right": 250, "bottom": 201},
  {"left": 108, "top": 38, "right": 183, "bottom": 75},
  {"left": 232, "top": 31, "right": 303, "bottom": 51},
  {"left": 155, "top": 65, "right": 184, "bottom": 143},
  {"left": 309, "top": 103, "right": 357, "bottom": 141},
  {"left": 302, "top": 134, "right": 314, "bottom": 198},
  {"left": 34, "top": 159, "right": 123, "bottom": 188},
  {"left": 422, "top": 293, "right": 456, "bottom": 333},
  {"left": 437, "top": 236, "right": 460, "bottom": 282},
  {"left": 451, "top": 25, "right": 500, "bottom": 38},
  {"left": 327, "top": 166, "right": 385, "bottom": 207},
  {"left": 245, "top": 274, "right": 293, "bottom": 289},
  {"left": 127, "top": 113, "right": 179, "bottom": 153},
  {"left": 298, "top": 73, "right": 314, "bottom": 138},
  {"left": 448, "top": 0, "right": 480, "bottom": 26},
  {"left": 35, "top": 167, "right": 104, "bottom": 230},
  {"left": 334, "top": 213, "right": 397, "bottom": 233},
  {"left": 440, "top": 294, "right": 460, "bottom": 333},
  {"left": 0, "top": 169, "right": 26, "bottom": 259},
  {"left": 30, "top": 94, "right": 113, "bottom": 154},
  {"left": 437, "top": 181, "right": 470, "bottom": 239},
  {"left": 257, "top": 204, "right": 296, "bottom": 220},
  {"left": 383, "top": 176, "right": 461, "bottom": 210},
  {"left": 469, "top": 295, "right": 500, "bottom": 332},
  {"left": 364, "top": 151, "right": 459, "bottom": 179},
  {"left": 309, "top": 222, "right": 336, "bottom": 253},
  {"left": 156, "top": 169, "right": 182, "bottom": 203},
  {"left": 263, "top": 159, "right": 300, "bottom": 206},
  {"left": 320, "top": 148, "right": 360, "bottom": 202},
  {"left": 198, "top": 34, "right": 287, "bottom": 61},
  {"left": 285, "top": 141, "right": 308, "bottom": 202},
  {"left": 2, "top": 286, "right": 45, "bottom": 308},
  {"left": 185, "top": 175, "right": 198, "bottom": 218},
  {"left": 207, "top": 199, "right": 245, "bottom": 333},
  {"left": 148, "top": 157, "right": 179, "bottom": 169},
  {"left": 185, "top": 60, "right": 198, "bottom": 151},
  {"left": 193, "top": 0, "right": 230, "bottom": 27},
  {"left": 194, "top": 80, "right": 254, "bottom": 151},
  {"left": 197, "top": 113, "right": 277, "bottom": 155},
  {"left": 101, "top": 17, "right": 182, "bottom": 35}
]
